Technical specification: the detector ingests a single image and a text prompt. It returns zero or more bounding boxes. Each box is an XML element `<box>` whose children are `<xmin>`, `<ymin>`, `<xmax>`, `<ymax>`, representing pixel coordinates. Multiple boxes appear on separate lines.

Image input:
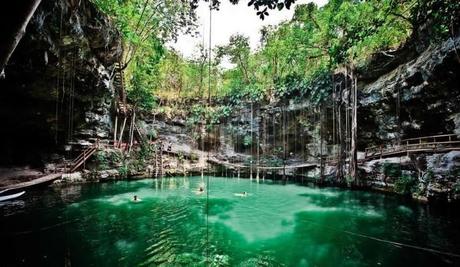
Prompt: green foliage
<box><xmin>190</xmin><ymin>153</ymin><xmax>199</xmax><ymax>162</ymax></box>
<box><xmin>95</xmin><ymin>151</ymin><xmax>110</xmax><ymax>170</ymax></box>
<box><xmin>244</xmin><ymin>156</ymin><xmax>256</xmax><ymax>166</ymax></box>
<box><xmin>118</xmin><ymin>165</ymin><xmax>129</xmax><ymax>177</ymax></box>
<box><xmin>453</xmin><ymin>181</ymin><xmax>460</xmax><ymax>195</ymax></box>
<box><xmin>261</xmin><ymin>155</ymin><xmax>283</xmax><ymax>167</ymax></box>
<box><xmin>207</xmin><ymin>0</ymin><xmax>416</xmax><ymax>106</ymax></box>
<box><xmin>147</xmin><ymin>128</ymin><xmax>158</xmax><ymax>140</ymax></box>
<box><xmin>138</xmin><ymin>142</ymin><xmax>154</xmax><ymax>162</ymax></box>
<box><xmin>394</xmin><ymin>175</ymin><xmax>417</xmax><ymax>195</ymax></box>
<box><xmin>93</xmin><ymin>0</ymin><xmax>196</xmax><ymax>45</ymax></box>
<box><xmin>243</xmin><ymin>135</ymin><xmax>252</xmax><ymax>147</ymax></box>
<box><xmin>217</xmin><ymin>34</ymin><xmax>252</xmax><ymax>84</ymax></box>
<box><xmin>92</xmin><ymin>0</ymin><xmax>197</xmax><ymax>111</ymax></box>
<box><xmin>177</xmin><ymin>152</ymin><xmax>185</xmax><ymax>163</ymax></box>
<box><xmin>345</xmin><ymin>175</ymin><xmax>355</xmax><ymax>184</ymax></box>
<box><xmin>110</xmin><ymin>150</ymin><xmax>124</xmax><ymax>164</ymax></box>
<box><xmin>274</xmin><ymin>70</ymin><xmax>331</xmax><ymax>104</ymax></box>
<box><xmin>402</xmin><ymin>0</ymin><xmax>460</xmax><ymax>42</ymax></box>
<box><xmin>273</xmin><ymin>146</ymin><xmax>283</xmax><ymax>154</ymax></box>
<box><xmin>186</xmin><ymin>104</ymin><xmax>232</xmax><ymax>127</ymax></box>
<box><xmin>382</xmin><ymin>163</ymin><xmax>402</xmax><ymax>178</ymax></box>
<box><xmin>424</xmin><ymin>169</ymin><xmax>435</xmax><ymax>182</ymax></box>
<box><xmin>93</xmin><ymin>0</ymin><xmax>458</xmax><ymax>119</ymax></box>
<box><xmin>127</xmin><ymin>39</ymin><xmax>164</xmax><ymax>110</ymax></box>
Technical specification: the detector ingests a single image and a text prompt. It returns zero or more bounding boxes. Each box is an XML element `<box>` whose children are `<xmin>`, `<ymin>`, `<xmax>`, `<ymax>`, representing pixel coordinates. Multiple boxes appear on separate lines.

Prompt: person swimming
<box><xmin>234</xmin><ymin>192</ymin><xmax>248</xmax><ymax>197</ymax></box>
<box><xmin>195</xmin><ymin>186</ymin><xmax>205</xmax><ymax>195</ymax></box>
<box><xmin>133</xmin><ymin>195</ymin><xmax>142</xmax><ymax>202</ymax></box>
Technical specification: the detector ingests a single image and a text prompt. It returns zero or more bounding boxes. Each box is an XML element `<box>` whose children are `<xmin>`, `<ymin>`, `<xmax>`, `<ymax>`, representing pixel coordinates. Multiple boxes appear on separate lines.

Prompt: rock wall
<box><xmin>0</xmin><ymin>0</ymin><xmax>122</xmax><ymax>166</ymax></box>
<box><xmin>355</xmin><ymin>35</ymin><xmax>460</xmax><ymax>201</ymax></box>
<box><xmin>359</xmin><ymin>35</ymin><xmax>460</xmax><ymax>147</ymax></box>
<box><xmin>5</xmin><ymin>0</ymin><xmax>456</xmax><ymax>200</ymax></box>
<box><xmin>146</xmin><ymin>34</ymin><xmax>460</xmax><ymax>199</ymax></box>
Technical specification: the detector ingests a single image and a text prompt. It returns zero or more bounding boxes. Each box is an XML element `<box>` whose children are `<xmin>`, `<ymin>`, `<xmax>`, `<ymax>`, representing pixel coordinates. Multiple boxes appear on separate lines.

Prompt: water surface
<box><xmin>1</xmin><ymin>177</ymin><xmax>459</xmax><ymax>266</ymax></box>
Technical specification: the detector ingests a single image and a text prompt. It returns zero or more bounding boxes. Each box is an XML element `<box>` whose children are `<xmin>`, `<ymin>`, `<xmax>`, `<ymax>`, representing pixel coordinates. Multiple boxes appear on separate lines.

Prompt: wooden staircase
<box><xmin>113</xmin><ymin>61</ymin><xmax>130</xmax><ymax>149</ymax></box>
<box><xmin>70</xmin><ymin>143</ymin><xmax>98</xmax><ymax>172</ymax></box>
<box><xmin>114</xmin><ymin>62</ymin><xmax>127</xmax><ymax>113</ymax></box>
<box><xmin>154</xmin><ymin>143</ymin><xmax>163</xmax><ymax>178</ymax></box>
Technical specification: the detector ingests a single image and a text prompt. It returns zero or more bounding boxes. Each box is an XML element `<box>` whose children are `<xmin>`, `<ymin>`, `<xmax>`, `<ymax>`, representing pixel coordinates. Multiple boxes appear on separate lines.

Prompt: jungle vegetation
<box><xmin>91</xmin><ymin>0</ymin><xmax>459</xmax><ymax>111</ymax></box>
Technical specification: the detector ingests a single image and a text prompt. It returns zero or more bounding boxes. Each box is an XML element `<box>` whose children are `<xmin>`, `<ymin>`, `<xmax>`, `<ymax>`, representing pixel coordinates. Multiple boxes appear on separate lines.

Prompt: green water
<box><xmin>1</xmin><ymin>177</ymin><xmax>460</xmax><ymax>266</ymax></box>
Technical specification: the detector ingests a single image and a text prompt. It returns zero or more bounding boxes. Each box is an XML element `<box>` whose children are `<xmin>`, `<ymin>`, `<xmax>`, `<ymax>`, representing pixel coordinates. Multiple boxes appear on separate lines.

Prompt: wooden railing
<box><xmin>364</xmin><ymin>134</ymin><xmax>460</xmax><ymax>160</ymax></box>
<box><xmin>114</xmin><ymin>62</ymin><xmax>127</xmax><ymax>113</ymax></box>
<box><xmin>70</xmin><ymin>142</ymin><xmax>99</xmax><ymax>172</ymax></box>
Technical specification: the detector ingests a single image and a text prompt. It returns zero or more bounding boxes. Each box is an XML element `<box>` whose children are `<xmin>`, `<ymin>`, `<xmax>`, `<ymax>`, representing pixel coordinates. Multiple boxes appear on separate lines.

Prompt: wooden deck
<box><xmin>0</xmin><ymin>173</ymin><xmax>62</xmax><ymax>191</ymax></box>
<box><xmin>364</xmin><ymin>134</ymin><xmax>460</xmax><ymax>160</ymax></box>
<box><xmin>159</xmin><ymin>143</ymin><xmax>319</xmax><ymax>171</ymax></box>
<box><xmin>207</xmin><ymin>157</ymin><xmax>317</xmax><ymax>170</ymax></box>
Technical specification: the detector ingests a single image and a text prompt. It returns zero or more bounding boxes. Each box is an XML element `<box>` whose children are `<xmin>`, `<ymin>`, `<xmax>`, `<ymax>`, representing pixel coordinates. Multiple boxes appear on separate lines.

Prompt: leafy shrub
<box><xmin>190</xmin><ymin>153</ymin><xmax>199</xmax><ymax>162</ymax></box>
<box><xmin>95</xmin><ymin>151</ymin><xmax>109</xmax><ymax>170</ymax></box>
<box><xmin>453</xmin><ymin>181</ymin><xmax>460</xmax><ymax>194</ymax></box>
<box><xmin>147</xmin><ymin>128</ymin><xmax>157</xmax><ymax>140</ymax></box>
<box><xmin>118</xmin><ymin>165</ymin><xmax>129</xmax><ymax>177</ymax></box>
<box><xmin>394</xmin><ymin>175</ymin><xmax>417</xmax><ymax>195</ymax></box>
<box><xmin>382</xmin><ymin>163</ymin><xmax>401</xmax><ymax>178</ymax></box>
<box><xmin>186</xmin><ymin>104</ymin><xmax>233</xmax><ymax>127</ymax></box>
<box><xmin>243</xmin><ymin>135</ymin><xmax>253</xmax><ymax>147</ymax></box>
<box><xmin>261</xmin><ymin>156</ymin><xmax>283</xmax><ymax>167</ymax></box>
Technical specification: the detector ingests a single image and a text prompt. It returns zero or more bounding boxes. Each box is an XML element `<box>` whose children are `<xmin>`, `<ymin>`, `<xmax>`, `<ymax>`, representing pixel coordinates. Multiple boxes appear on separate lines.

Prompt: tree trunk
<box><xmin>118</xmin><ymin>117</ymin><xmax>127</xmax><ymax>148</ymax></box>
<box><xmin>128</xmin><ymin>111</ymin><xmax>136</xmax><ymax>152</ymax></box>
<box><xmin>0</xmin><ymin>0</ymin><xmax>42</xmax><ymax>78</ymax></box>
<box><xmin>237</xmin><ymin>55</ymin><xmax>250</xmax><ymax>85</ymax></box>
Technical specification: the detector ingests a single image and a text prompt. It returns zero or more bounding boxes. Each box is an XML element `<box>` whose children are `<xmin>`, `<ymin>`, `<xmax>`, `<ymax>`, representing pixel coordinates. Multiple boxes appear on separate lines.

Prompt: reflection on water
<box><xmin>1</xmin><ymin>177</ymin><xmax>460</xmax><ymax>266</ymax></box>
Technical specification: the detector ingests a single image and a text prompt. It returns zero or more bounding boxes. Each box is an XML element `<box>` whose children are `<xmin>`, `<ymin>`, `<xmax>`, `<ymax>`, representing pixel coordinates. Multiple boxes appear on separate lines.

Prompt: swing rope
<box><xmin>55</xmin><ymin>8</ymin><xmax>64</xmax><ymax>145</ymax></box>
<box><xmin>205</xmin><ymin>2</ymin><xmax>212</xmax><ymax>263</ymax></box>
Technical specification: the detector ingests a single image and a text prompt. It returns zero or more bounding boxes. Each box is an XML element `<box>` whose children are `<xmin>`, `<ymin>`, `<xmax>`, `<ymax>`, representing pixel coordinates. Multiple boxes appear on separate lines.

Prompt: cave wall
<box><xmin>358</xmin><ymin>35</ymin><xmax>460</xmax><ymax>148</ymax></box>
<box><xmin>146</xmin><ymin>34</ymin><xmax>460</xmax><ymax>183</ymax></box>
<box><xmin>0</xmin><ymin>0</ymin><xmax>121</xmax><ymax>166</ymax></box>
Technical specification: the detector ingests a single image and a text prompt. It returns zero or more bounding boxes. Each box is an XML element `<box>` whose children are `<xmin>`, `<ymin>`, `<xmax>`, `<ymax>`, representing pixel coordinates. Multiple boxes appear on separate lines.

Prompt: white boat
<box><xmin>0</xmin><ymin>191</ymin><xmax>25</xmax><ymax>202</ymax></box>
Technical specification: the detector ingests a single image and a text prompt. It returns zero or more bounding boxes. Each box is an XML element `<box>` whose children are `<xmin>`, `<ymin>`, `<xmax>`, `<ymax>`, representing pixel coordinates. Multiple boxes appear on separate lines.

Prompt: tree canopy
<box><xmin>92</xmin><ymin>0</ymin><xmax>459</xmax><ymax>111</ymax></box>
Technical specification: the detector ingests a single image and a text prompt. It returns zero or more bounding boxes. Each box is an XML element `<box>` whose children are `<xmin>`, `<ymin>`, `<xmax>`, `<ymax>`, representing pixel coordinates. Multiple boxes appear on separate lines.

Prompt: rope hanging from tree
<box><xmin>205</xmin><ymin>2</ymin><xmax>213</xmax><ymax>263</ymax></box>
<box><xmin>55</xmin><ymin>8</ymin><xmax>64</xmax><ymax>145</ymax></box>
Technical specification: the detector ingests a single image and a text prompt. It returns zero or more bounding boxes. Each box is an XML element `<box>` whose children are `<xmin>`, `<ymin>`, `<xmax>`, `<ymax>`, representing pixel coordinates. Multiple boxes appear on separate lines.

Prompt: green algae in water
<box><xmin>1</xmin><ymin>177</ymin><xmax>460</xmax><ymax>266</ymax></box>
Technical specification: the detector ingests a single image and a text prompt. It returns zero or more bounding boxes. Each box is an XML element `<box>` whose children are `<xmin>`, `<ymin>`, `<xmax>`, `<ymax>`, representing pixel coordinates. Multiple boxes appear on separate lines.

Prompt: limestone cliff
<box><xmin>0</xmin><ymin>0</ymin><xmax>122</xmax><ymax>166</ymax></box>
<box><xmin>146</xmin><ymin>34</ymin><xmax>460</xmax><ymax>200</ymax></box>
<box><xmin>359</xmin><ymin>35</ymin><xmax>460</xmax><ymax>146</ymax></box>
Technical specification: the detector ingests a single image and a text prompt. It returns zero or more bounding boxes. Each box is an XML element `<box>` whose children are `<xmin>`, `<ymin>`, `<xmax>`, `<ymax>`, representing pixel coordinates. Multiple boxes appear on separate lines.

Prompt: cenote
<box><xmin>2</xmin><ymin>0</ymin><xmax>460</xmax><ymax>266</ymax></box>
<box><xmin>1</xmin><ymin>177</ymin><xmax>460</xmax><ymax>266</ymax></box>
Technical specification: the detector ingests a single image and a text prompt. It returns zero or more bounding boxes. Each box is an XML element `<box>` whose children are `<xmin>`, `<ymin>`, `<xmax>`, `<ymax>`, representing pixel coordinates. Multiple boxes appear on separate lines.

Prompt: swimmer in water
<box><xmin>234</xmin><ymin>191</ymin><xmax>248</xmax><ymax>197</ymax></box>
<box><xmin>195</xmin><ymin>186</ymin><xmax>204</xmax><ymax>195</ymax></box>
<box><xmin>133</xmin><ymin>195</ymin><xmax>141</xmax><ymax>202</ymax></box>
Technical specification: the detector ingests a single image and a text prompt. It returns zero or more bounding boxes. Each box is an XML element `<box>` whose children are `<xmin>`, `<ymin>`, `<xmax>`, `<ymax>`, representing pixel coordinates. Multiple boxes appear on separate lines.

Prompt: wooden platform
<box><xmin>207</xmin><ymin>157</ymin><xmax>318</xmax><ymax>170</ymax></box>
<box><xmin>0</xmin><ymin>173</ymin><xmax>62</xmax><ymax>191</ymax></box>
<box><xmin>364</xmin><ymin>134</ymin><xmax>460</xmax><ymax>161</ymax></box>
<box><xmin>159</xmin><ymin>142</ymin><xmax>320</xmax><ymax>170</ymax></box>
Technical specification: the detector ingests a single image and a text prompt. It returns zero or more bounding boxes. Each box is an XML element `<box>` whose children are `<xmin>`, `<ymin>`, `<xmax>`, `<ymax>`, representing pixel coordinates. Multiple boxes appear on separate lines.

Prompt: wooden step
<box><xmin>70</xmin><ymin>145</ymin><xmax>98</xmax><ymax>172</ymax></box>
